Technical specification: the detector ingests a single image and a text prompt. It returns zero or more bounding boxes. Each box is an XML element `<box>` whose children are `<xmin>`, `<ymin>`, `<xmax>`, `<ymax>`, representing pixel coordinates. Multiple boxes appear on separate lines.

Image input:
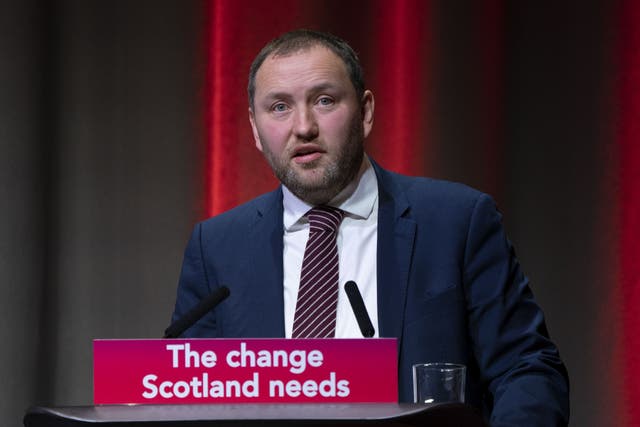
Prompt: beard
<box><xmin>260</xmin><ymin>117</ymin><xmax>365</xmax><ymax>206</ymax></box>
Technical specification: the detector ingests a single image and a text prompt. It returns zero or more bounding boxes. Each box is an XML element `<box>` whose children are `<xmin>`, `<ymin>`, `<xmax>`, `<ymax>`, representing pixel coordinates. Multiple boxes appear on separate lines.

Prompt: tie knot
<box><xmin>307</xmin><ymin>206</ymin><xmax>343</xmax><ymax>232</ymax></box>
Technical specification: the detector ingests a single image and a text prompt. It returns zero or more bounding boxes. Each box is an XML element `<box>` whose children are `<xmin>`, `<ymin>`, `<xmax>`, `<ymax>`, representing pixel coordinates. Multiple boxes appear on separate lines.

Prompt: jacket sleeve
<box><xmin>463</xmin><ymin>194</ymin><xmax>570</xmax><ymax>426</ymax></box>
<box><xmin>170</xmin><ymin>222</ymin><xmax>220</xmax><ymax>338</ymax></box>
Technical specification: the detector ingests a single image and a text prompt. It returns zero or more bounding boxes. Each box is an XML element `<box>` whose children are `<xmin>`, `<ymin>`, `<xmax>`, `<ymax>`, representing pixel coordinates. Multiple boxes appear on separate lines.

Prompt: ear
<box><xmin>361</xmin><ymin>90</ymin><xmax>375</xmax><ymax>138</ymax></box>
<box><xmin>248</xmin><ymin>108</ymin><xmax>263</xmax><ymax>152</ymax></box>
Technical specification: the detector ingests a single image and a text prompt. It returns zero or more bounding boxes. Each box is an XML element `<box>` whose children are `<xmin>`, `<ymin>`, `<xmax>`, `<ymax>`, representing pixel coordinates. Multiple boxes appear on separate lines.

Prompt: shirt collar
<box><xmin>282</xmin><ymin>155</ymin><xmax>378</xmax><ymax>231</ymax></box>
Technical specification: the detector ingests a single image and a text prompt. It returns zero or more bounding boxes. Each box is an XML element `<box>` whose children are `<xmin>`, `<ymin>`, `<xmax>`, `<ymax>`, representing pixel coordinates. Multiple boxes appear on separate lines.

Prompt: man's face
<box><xmin>249</xmin><ymin>45</ymin><xmax>374</xmax><ymax>205</ymax></box>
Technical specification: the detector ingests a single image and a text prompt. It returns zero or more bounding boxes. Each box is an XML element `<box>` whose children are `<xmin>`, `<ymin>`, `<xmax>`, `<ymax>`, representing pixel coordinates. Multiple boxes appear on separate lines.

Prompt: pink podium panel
<box><xmin>94</xmin><ymin>338</ymin><xmax>397</xmax><ymax>405</ymax></box>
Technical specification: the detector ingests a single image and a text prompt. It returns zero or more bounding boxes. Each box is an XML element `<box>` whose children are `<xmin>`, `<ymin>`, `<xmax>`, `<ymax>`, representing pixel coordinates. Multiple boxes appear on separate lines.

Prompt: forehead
<box><xmin>253</xmin><ymin>46</ymin><xmax>352</xmax><ymax>98</ymax></box>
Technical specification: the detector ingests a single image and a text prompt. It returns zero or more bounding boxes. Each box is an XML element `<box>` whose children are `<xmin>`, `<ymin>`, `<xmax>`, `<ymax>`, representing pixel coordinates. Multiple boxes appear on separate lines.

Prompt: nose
<box><xmin>292</xmin><ymin>106</ymin><xmax>319</xmax><ymax>141</ymax></box>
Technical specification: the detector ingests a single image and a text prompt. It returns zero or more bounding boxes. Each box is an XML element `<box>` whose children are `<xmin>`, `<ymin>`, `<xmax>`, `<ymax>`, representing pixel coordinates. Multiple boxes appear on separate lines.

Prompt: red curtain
<box><xmin>205</xmin><ymin>0</ymin><xmax>306</xmax><ymax>215</ymax></box>
<box><xmin>203</xmin><ymin>0</ymin><xmax>510</xmax><ymax>215</ymax></box>
<box><xmin>618</xmin><ymin>0</ymin><xmax>640</xmax><ymax>424</ymax></box>
<box><xmin>367</xmin><ymin>0</ymin><xmax>433</xmax><ymax>176</ymax></box>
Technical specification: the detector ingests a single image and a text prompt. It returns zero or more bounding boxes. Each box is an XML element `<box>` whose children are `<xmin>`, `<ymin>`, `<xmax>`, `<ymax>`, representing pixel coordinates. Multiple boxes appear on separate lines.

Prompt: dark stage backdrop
<box><xmin>1</xmin><ymin>1</ymin><xmax>638</xmax><ymax>426</ymax></box>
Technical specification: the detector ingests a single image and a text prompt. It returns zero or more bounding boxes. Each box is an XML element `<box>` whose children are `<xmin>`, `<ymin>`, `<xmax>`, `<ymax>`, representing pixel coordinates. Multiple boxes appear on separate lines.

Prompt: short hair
<box><xmin>248</xmin><ymin>29</ymin><xmax>365</xmax><ymax>109</ymax></box>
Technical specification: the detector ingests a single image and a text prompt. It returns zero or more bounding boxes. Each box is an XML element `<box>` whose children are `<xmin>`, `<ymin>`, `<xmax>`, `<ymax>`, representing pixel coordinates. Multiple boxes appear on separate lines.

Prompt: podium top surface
<box><xmin>25</xmin><ymin>403</ymin><xmax>487</xmax><ymax>426</ymax></box>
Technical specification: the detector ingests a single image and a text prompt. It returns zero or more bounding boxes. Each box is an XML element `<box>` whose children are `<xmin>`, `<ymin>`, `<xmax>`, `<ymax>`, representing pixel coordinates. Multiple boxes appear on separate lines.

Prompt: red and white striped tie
<box><xmin>292</xmin><ymin>206</ymin><xmax>344</xmax><ymax>338</ymax></box>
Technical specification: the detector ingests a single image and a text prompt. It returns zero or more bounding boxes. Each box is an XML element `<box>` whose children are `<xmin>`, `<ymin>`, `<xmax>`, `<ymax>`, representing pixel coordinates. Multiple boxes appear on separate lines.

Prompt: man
<box><xmin>172</xmin><ymin>29</ymin><xmax>569</xmax><ymax>425</ymax></box>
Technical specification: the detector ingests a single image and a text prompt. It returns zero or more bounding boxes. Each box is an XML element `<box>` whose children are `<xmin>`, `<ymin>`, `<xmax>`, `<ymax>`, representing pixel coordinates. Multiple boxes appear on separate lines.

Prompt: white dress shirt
<box><xmin>282</xmin><ymin>156</ymin><xmax>379</xmax><ymax>338</ymax></box>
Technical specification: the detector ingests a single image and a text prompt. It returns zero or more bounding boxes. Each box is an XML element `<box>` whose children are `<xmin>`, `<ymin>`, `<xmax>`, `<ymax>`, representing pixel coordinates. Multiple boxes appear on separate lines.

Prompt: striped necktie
<box><xmin>292</xmin><ymin>206</ymin><xmax>344</xmax><ymax>338</ymax></box>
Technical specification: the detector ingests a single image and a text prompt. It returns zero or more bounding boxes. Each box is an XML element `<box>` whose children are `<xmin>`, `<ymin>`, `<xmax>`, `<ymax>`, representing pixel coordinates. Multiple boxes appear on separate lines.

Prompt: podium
<box><xmin>24</xmin><ymin>403</ymin><xmax>487</xmax><ymax>426</ymax></box>
<box><xmin>28</xmin><ymin>339</ymin><xmax>487</xmax><ymax>426</ymax></box>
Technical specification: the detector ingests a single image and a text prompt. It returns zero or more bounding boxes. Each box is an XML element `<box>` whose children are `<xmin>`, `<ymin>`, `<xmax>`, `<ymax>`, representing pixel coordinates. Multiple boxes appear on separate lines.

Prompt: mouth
<box><xmin>292</xmin><ymin>145</ymin><xmax>324</xmax><ymax>164</ymax></box>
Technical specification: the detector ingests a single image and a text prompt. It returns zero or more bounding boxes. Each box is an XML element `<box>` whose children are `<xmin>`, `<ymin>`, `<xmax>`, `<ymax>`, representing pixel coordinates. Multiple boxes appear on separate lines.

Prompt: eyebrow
<box><xmin>261</xmin><ymin>82</ymin><xmax>343</xmax><ymax>103</ymax></box>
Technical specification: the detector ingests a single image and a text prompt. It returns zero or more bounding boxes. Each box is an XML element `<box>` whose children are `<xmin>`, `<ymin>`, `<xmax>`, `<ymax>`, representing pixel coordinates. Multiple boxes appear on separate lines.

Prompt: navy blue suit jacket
<box><xmin>172</xmin><ymin>161</ymin><xmax>569</xmax><ymax>426</ymax></box>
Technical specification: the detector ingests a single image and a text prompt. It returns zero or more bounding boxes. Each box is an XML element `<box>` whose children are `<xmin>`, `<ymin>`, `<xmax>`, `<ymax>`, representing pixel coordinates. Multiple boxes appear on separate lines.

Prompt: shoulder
<box><xmin>197</xmin><ymin>187</ymin><xmax>283</xmax><ymax>234</ymax></box>
<box><xmin>391</xmin><ymin>171</ymin><xmax>483</xmax><ymax>201</ymax></box>
<box><xmin>373</xmin><ymin>161</ymin><xmax>494</xmax><ymax>217</ymax></box>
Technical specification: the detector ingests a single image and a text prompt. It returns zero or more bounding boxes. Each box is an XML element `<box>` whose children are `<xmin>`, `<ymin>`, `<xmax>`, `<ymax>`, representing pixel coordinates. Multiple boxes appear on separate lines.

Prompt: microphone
<box><xmin>344</xmin><ymin>280</ymin><xmax>375</xmax><ymax>338</ymax></box>
<box><xmin>163</xmin><ymin>286</ymin><xmax>230</xmax><ymax>338</ymax></box>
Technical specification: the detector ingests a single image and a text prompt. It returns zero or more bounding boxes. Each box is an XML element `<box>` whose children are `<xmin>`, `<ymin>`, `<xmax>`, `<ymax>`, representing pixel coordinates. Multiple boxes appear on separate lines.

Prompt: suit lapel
<box><xmin>373</xmin><ymin>163</ymin><xmax>416</xmax><ymax>343</ymax></box>
<box><xmin>245</xmin><ymin>187</ymin><xmax>286</xmax><ymax>337</ymax></box>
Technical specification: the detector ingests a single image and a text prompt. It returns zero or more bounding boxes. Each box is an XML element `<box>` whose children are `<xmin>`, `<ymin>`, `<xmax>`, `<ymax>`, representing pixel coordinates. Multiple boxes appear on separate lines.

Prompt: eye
<box><xmin>317</xmin><ymin>96</ymin><xmax>334</xmax><ymax>107</ymax></box>
<box><xmin>271</xmin><ymin>102</ymin><xmax>289</xmax><ymax>113</ymax></box>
